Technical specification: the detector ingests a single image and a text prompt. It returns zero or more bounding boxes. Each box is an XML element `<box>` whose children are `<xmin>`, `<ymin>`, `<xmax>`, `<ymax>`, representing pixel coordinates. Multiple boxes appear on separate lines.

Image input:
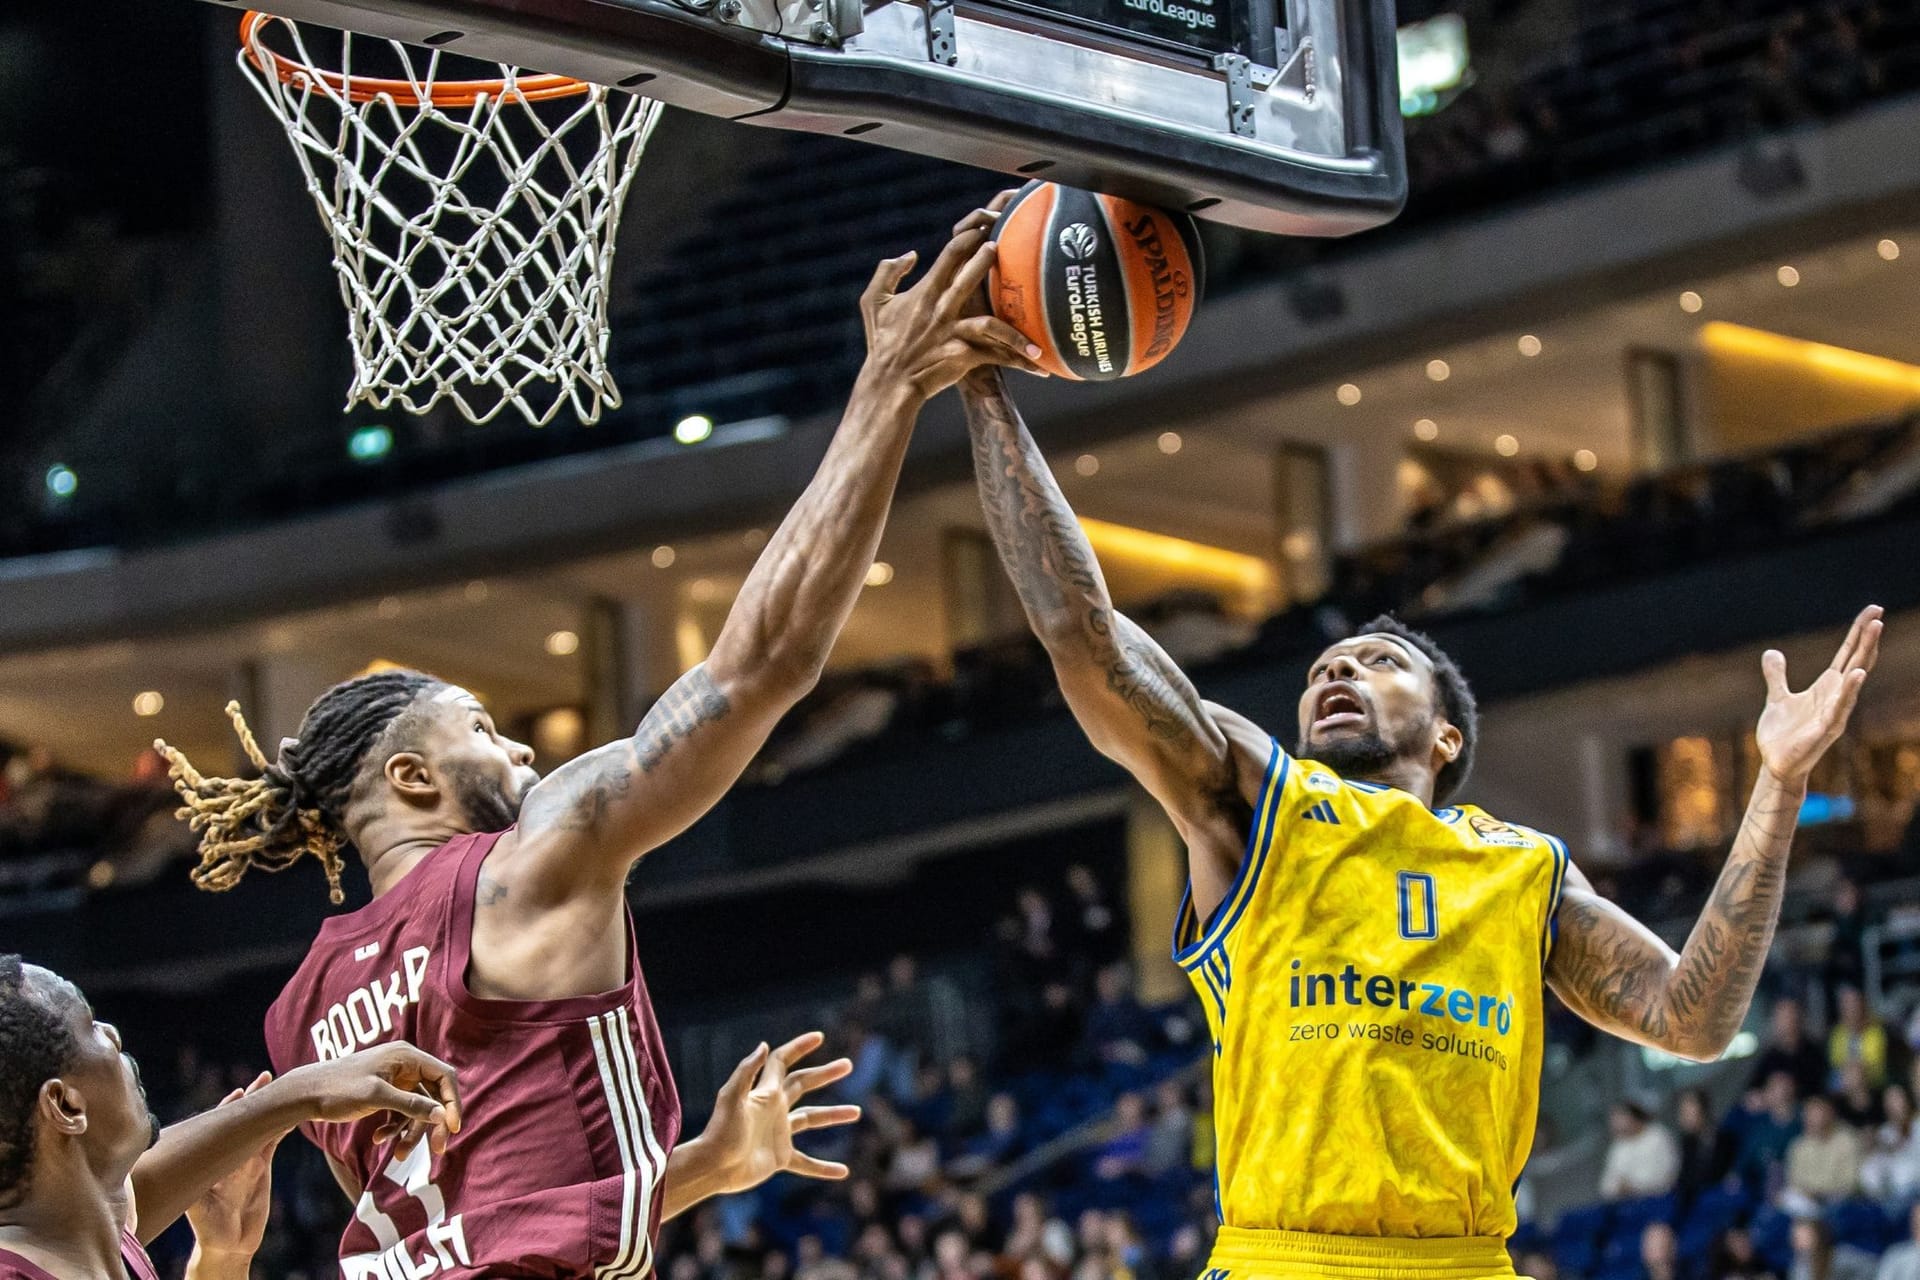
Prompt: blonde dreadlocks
<box><xmin>156</xmin><ymin>669</ymin><xmax>445</xmax><ymax>906</ymax></box>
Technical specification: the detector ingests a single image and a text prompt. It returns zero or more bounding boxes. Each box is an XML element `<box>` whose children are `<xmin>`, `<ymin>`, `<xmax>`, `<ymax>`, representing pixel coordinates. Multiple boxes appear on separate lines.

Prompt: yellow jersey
<box><xmin>1176</xmin><ymin>738</ymin><xmax>1568</xmax><ymax>1253</ymax></box>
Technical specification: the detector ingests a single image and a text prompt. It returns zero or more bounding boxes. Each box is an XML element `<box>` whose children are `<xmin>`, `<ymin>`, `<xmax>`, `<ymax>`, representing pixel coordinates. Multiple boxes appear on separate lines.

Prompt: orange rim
<box><xmin>240</xmin><ymin>11</ymin><xmax>593</xmax><ymax>107</ymax></box>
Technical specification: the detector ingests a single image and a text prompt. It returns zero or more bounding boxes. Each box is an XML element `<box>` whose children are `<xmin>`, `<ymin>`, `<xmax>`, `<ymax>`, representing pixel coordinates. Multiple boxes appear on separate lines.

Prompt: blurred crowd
<box><xmin>1520</xmin><ymin>871</ymin><xmax>1920</xmax><ymax>1280</ymax></box>
<box><xmin>4</xmin><ymin>412</ymin><xmax>1917</xmax><ymax>908</ymax></box>
<box><xmin>0</xmin><ymin>739</ymin><xmax>187</xmax><ymax>892</ymax></box>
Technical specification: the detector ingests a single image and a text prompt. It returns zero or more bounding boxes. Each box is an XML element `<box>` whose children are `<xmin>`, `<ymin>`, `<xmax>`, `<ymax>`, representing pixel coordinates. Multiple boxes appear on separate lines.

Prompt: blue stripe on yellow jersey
<box><xmin>1175</xmin><ymin>738</ymin><xmax>1564</xmax><ymax>1270</ymax></box>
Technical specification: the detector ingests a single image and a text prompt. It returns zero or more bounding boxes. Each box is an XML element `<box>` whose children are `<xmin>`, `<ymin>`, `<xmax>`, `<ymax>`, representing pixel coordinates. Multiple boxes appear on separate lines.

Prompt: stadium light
<box><xmin>674</xmin><ymin>414</ymin><xmax>715</xmax><ymax>445</ymax></box>
<box><xmin>348</xmin><ymin>425</ymin><xmax>394</xmax><ymax>462</ymax></box>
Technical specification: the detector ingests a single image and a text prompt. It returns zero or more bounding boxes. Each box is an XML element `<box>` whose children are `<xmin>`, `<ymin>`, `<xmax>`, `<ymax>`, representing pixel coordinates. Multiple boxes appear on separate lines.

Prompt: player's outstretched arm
<box><xmin>959</xmin><ymin>367</ymin><xmax>1262</xmax><ymax>911</ymax></box>
<box><xmin>180</xmin><ymin>1074</ymin><xmax>277</xmax><ymax>1280</ymax></box>
<box><xmin>128</xmin><ymin>1044</ymin><xmax>461</xmax><ymax>1244</ymax></box>
<box><xmin>510</xmin><ymin>201</ymin><xmax>1045</xmax><ymax>895</ymax></box>
<box><xmin>661</xmin><ymin>1031</ymin><xmax>862</xmax><ymax>1219</ymax></box>
<box><xmin>1548</xmin><ymin>605</ymin><xmax>1883</xmax><ymax>1061</ymax></box>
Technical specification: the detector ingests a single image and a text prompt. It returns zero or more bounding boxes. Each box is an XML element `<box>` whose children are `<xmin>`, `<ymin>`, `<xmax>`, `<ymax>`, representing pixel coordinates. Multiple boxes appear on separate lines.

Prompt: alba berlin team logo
<box><xmin>1468</xmin><ymin>813</ymin><xmax>1532</xmax><ymax>848</ymax></box>
<box><xmin>1057</xmin><ymin>223</ymin><xmax>1099</xmax><ymax>261</ymax></box>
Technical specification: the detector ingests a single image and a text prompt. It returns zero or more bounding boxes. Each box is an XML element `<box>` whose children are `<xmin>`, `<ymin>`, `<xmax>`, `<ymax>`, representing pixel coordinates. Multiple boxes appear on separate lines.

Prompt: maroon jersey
<box><xmin>0</xmin><ymin>1230</ymin><xmax>158</xmax><ymax>1280</ymax></box>
<box><xmin>264</xmin><ymin>831</ymin><xmax>681</xmax><ymax>1280</ymax></box>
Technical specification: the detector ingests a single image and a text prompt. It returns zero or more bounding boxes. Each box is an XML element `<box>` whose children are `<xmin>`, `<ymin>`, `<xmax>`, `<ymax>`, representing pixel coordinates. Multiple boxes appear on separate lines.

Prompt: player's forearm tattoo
<box><xmin>1550</xmin><ymin>777</ymin><xmax>1797</xmax><ymax>1056</ymax></box>
<box><xmin>522</xmin><ymin>667</ymin><xmax>731</xmax><ymax>837</ymax></box>
<box><xmin>634</xmin><ymin>666</ymin><xmax>732</xmax><ymax>772</ymax></box>
<box><xmin>962</xmin><ymin>375</ymin><xmax>1200</xmax><ymax>744</ymax></box>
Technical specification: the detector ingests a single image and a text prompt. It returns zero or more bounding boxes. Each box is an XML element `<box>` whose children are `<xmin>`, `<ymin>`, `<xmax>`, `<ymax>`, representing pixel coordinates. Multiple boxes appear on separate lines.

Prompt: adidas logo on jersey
<box><xmin>1302</xmin><ymin>800</ymin><xmax>1340</xmax><ymax>824</ymax></box>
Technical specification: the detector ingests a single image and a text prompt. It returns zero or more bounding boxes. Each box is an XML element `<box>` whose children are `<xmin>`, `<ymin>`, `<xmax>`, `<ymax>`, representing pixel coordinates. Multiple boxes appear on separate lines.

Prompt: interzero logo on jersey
<box><xmin>1288</xmin><ymin>958</ymin><xmax>1516</xmax><ymax>1035</ymax></box>
<box><xmin>1123</xmin><ymin>214</ymin><xmax>1192</xmax><ymax>361</ymax></box>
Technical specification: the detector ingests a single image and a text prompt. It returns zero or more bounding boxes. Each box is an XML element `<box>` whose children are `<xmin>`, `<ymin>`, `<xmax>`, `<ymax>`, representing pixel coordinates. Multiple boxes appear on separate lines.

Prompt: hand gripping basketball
<box><xmin>988</xmin><ymin>180</ymin><xmax>1203</xmax><ymax>380</ymax></box>
<box><xmin>859</xmin><ymin>199</ymin><xmax>1051</xmax><ymax>401</ymax></box>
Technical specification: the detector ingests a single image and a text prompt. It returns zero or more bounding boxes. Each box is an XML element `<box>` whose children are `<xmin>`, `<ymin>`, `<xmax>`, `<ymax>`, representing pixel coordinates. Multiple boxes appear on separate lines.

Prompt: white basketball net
<box><xmin>239</xmin><ymin>14</ymin><xmax>663</xmax><ymax>425</ymax></box>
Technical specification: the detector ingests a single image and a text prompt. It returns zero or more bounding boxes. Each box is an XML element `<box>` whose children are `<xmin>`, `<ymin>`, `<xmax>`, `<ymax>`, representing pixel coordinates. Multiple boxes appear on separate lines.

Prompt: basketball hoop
<box><xmin>237</xmin><ymin>12</ymin><xmax>663</xmax><ymax>426</ymax></box>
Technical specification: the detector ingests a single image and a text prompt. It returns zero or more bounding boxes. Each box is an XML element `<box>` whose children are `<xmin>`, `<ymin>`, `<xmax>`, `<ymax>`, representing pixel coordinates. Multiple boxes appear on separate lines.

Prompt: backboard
<box><xmin>200</xmin><ymin>0</ymin><xmax>1405</xmax><ymax>237</ymax></box>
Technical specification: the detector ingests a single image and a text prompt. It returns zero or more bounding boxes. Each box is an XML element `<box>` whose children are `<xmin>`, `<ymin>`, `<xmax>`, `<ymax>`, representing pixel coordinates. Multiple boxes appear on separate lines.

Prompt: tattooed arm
<box><xmin>1549</xmin><ymin>605</ymin><xmax>1882</xmax><ymax>1059</ymax></box>
<box><xmin>961</xmin><ymin>368</ymin><xmax>1266</xmax><ymax>918</ymax></box>
<box><xmin>508</xmin><ymin>204</ymin><xmax>1043</xmax><ymax>896</ymax></box>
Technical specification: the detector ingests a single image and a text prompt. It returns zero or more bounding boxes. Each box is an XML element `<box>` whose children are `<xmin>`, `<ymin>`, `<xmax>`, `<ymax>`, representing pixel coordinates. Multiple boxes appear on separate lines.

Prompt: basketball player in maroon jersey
<box><xmin>0</xmin><ymin>954</ymin><xmax>459</xmax><ymax>1280</ymax></box>
<box><xmin>155</xmin><ymin>204</ymin><xmax>1048</xmax><ymax>1280</ymax></box>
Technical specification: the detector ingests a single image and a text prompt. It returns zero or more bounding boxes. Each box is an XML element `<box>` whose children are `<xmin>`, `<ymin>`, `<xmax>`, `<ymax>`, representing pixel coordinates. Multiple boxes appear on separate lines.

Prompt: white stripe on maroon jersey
<box><xmin>588</xmin><ymin>1011</ymin><xmax>648</xmax><ymax>1280</ymax></box>
<box><xmin>604</xmin><ymin>1007</ymin><xmax>665</xmax><ymax>1279</ymax></box>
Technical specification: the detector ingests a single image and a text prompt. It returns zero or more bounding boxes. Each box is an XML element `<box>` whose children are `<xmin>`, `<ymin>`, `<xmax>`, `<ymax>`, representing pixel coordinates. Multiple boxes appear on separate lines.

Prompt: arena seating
<box><xmin>5</xmin><ymin>0</ymin><xmax>1920</xmax><ymax>556</ymax></box>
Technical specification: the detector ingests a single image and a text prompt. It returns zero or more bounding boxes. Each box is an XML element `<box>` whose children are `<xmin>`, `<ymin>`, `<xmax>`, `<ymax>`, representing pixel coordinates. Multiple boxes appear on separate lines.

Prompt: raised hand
<box><xmin>1757</xmin><ymin>604</ymin><xmax>1883</xmax><ymax>787</ymax></box>
<box><xmin>697</xmin><ymin>1031</ymin><xmax>862</xmax><ymax>1194</ymax></box>
<box><xmin>860</xmin><ymin>192</ymin><xmax>1048</xmax><ymax>400</ymax></box>
<box><xmin>186</xmin><ymin>1074</ymin><xmax>279</xmax><ymax>1267</ymax></box>
<box><xmin>282</xmin><ymin>1042</ymin><xmax>463</xmax><ymax>1159</ymax></box>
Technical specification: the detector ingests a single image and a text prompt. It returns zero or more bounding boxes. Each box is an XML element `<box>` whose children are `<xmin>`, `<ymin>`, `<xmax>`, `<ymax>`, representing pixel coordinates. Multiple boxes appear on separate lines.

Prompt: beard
<box><xmin>130</xmin><ymin>1053</ymin><xmax>160</xmax><ymax>1149</ymax></box>
<box><xmin>444</xmin><ymin>762</ymin><xmax>526</xmax><ymax>833</ymax></box>
<box><xmin>1296</xmin><ymin>710</ymin><xmax>1432</xmax><ymax>783</ymax></box>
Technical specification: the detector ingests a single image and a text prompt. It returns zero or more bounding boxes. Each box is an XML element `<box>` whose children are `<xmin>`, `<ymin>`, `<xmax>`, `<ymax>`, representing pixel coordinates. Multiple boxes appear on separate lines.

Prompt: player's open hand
<box><xmin>859</xmin><ymin>193</ymin><xmax>1049</xmax><ymax>400</ymax></box>
<box><xmin>186</xmin><ymin>1073</ymin><xmax>278</xmax><ymax>1264</ymax></box>
<box><xmin>700</xmin><ymin>1031</ymin><xmax>861</xmax><ymax>1194</ymax></box>
<box><xmin>285</xmin><ymin>1042</ymin><xmax>463</xmax><ymax>1160</ymax></box>
<box><xmin>1756</xmin><ymin>604</ymin><xmax>1883</xmax><ymax>788</ymax></box>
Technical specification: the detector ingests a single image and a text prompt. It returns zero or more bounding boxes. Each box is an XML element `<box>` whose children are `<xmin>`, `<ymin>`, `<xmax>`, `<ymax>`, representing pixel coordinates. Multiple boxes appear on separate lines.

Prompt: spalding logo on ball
<box><xmin>990</xmin><ymin>181</ymin><xmax>1204</xmax><ymax>381</ymax></box>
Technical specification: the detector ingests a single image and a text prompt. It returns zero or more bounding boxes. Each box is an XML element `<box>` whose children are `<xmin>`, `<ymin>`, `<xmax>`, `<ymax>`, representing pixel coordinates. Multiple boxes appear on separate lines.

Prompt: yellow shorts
<box><xmin>1204</xmin><ymin>1226</ymin><xmax>1518</xmax><ymax>1280</ymax></box>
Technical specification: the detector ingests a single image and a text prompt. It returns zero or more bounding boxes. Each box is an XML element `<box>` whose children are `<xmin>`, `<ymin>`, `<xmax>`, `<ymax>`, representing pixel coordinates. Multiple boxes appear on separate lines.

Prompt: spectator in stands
<box><xmin>1016</xmin><ymin>886</ymin><xmax>1058</xmax><ymax>967</ymax></box>
<box><xmin>1059</xmin><ymin>864</ymin><xmax>1125</xmax><ymax>974</ymax></box>
<box><xmin>1091</xmin><ymin>1092</ymin><xmax>1151</xmax><ymax>1182</ymax></box>
<box><xmin>1677</xmin><ymin>1087</ymin><xmax>1736</xmax><ymax>1210</ymax></box>
<box><xmin>1710</xmin><ymin>1227</ymin><xmax>1780</xmax><ymax>1280</ymax></box>
<box><xmin>1804</xmin><ymin>14</ymin><xmax>1876</xmax><ymax>111</ymax></box>
<box><xmin>1860</xmin><ymin>1082</ymin><xmax>1920</xmax><ymax>1206</ymax></box>
<box><xmin>1144</xmin><ymin>1078</ymin><xmax>1196</xmax><ymax>1178</ymax></box>
<box><xmin>1738</xmin><ymin>1072</ymin><xmax>1805</xmax><ymax>1191</ymax></box>
<box><xmin>1642</xmin><ymin>1221</ymin><xmax>1692</xmax><ymax>1280</ymax></box>
<box><xmin>882</xmin><ymin>1115</ymin><xmax>941</xmax><ymax>1196</ymax></box>
<box><xmin>799</xmin><ymin>1234</ymin><xmax>860</xmax><ymax>1280</ymax></box>
<box><xmin>1825</xmin><ymin>880</ymin><xmax>1870</xmax><ymax>1002</ymax></box>
<box><xmin>1097</xmin><ymin>1214</ymin><xmax>1157</xmax><ymax>1280</ymax></box>
<box><xmin>1602</xmin><ymin>1100</ymin><xmax>1682</xmax><ymax>1200</ymax></box>
<box><xmin>946</xmin><ymin>1091</ymin><xmax>1021</xmax><ymax>1180</ymax></box>
<box><xmin>1754</xmin><ymin>998</ymin><xmax>1832</xmax><ymax>1101</ymax></box>
<box><xmin>1830</xmin><ymin>986</ymin><xmax>1892</xmax><ymax>1092</ymax></box>
<box><xmin>1515</xmin><ymin>1251</ymin><xmax>1559</xmax><ymax>1280</ymax></box>
<box><xmin>1836</xmin><ymin>1063</ymin><xmax>1886</xmax><ymax>1130</ymax></box>
<box><xmin>1788</xmin><ymin>1217</ymin><xmax>1876</xmax><ymax>1280</ymax></box>
<box><xmin>875</xmin><ymin>954</ymin><xmax>926</xmax><ymax>1103</ymax></box>
<box><xmin>1001</xmin><ymin>1192</ymin><xmax>1050</xmax><ymax>1261</ymax></box>
<box><xmin>1013</xmin><ymin>981</ymin><xmax>1083</xmax><ymax>1072</ymax></box>
<box><xmin>1085</xmin><ymin>963</ymin><xmax>1155</xmax><ymax>1069</ymax></box>
<box><xmin>1783</xmin><ymin>1095</ymin><xmax>1864</xmax><ymax>1213</ymax></box>
<box><xmin>1875</xmin><ymin>1203</ymin><xmax>1920</xmax><ymax>1280</ymax></box>
<box><xmin>942</xmin><ymin>1055</ymin><xmax>989</xmax><ymax>1142</ymax></box>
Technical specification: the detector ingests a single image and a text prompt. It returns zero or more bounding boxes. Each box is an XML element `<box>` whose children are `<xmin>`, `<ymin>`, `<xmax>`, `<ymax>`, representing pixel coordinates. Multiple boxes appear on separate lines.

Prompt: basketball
<box><xmin>988</xmin><ymin>182</ymin><xmax>1204</xmax><ymax>381</ymax></box>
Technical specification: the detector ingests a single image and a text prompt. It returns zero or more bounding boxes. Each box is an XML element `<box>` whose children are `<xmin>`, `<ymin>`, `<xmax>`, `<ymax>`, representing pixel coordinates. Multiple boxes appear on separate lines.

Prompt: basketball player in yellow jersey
<box><xmin>959</xmin><ymin>368</ymin><xmax>1884</xmax><ymax>1279</ymax></box>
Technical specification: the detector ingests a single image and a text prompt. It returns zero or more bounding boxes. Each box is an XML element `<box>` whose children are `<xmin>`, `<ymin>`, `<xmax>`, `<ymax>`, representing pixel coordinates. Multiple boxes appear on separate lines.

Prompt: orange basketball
<box><xmin>988</xmin><ymin>181</ymin><xmax>1203</xmax><ymax>381</ymax></box>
